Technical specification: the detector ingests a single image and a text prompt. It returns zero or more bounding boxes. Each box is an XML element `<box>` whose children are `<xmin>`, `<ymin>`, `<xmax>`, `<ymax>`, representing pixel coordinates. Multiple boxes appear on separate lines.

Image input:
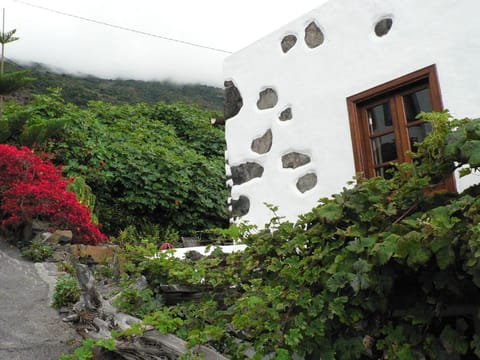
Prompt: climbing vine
<box><xmin>129</xmin><ymin>111</ymin><xmax>480</xmax><ymax>359</ymax></box>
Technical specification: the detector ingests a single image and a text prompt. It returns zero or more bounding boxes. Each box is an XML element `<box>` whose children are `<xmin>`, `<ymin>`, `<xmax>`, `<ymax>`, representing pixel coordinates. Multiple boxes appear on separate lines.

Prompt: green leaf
<box><xmin>471</xmin><ymin>335</ymin><xmax>480</xmax><ymax>358</ymax></box>
<box><xmin>461</xmin><ymin>140</ymin><xmax>480</xmax><ymax>167</ymax></box>
<box><xmin>284</xmin><ymin>328</ymin><xmax>303</xmax><ymax>347</ymax></box>
<box><xmin>326</xmin><ymin>272</ymin><xmax>351</xmax><ymax>292</ymax></box>
<box><xmin>459</xmin><ymin>167</ymin><xmax>472</xmax><ymax>177</ymax></box>
<box><xmin>435</xmin><ymin>246</ymin><xmax>454</xmax><ymax>270</ymax></box>
<box><xmin>396</xmin><ymin>231</ymin><xmax>431</xmax><ymax>267</ymax></box>
<box><xmin>275</xmin><ymin>349</ymin><xmax>291</xmax><ymax>360</ymax></box>
<box><xmin>374</xmin><ymin>233</ymin><xmax>399</xmax><ymax>265</ymax></box>
<box><xmin>349</xmin><ymin>274</ymin><xmax>370</xmax><ymax>293</ymax></box>
<box><xmin>346</xmin><ymin>236</ymin><xmax>376</xmax><ymax>253</ymax></box>
<box><xmin>440</xmin><ymin>325</ymin><xmax>468</xmax><ymax>355</ymax></box>
<box><xmin>315</xmin><ymin>203</ymin><xmax>343</xmax><ymax>223</ymax></box>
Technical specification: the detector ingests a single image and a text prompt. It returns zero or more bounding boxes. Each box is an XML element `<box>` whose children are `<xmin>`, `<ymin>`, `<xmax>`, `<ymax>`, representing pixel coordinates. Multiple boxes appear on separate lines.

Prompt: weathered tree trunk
<box><xmin>75</xmin><ymin>263</ymin><xmax>101</xmax><ymax>311</ymax></box>
<box><xmin>72</xmin><ymin>263</ymin><xmax>228</xmax><ymax>359</ymax></box>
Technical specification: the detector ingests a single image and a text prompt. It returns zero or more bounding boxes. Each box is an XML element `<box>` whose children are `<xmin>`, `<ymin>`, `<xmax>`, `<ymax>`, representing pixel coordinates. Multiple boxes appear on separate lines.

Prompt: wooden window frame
<box><xmin>346</xmin><ymin>64</ymin><xmax>455</xmax><ymax>191</ymax></box>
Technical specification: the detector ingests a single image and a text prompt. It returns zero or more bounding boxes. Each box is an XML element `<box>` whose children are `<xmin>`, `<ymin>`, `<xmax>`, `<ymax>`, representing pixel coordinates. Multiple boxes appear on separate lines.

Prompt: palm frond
<box><xmin>0</xmin><ymin>29</ymin><xmax>19</xmax><ymax>44</ymax></box>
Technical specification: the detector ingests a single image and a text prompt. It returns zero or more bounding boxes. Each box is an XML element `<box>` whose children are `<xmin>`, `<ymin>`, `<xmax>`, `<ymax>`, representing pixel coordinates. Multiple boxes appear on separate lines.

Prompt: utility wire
<box><xmin>12</xmin><ymin>0</ymin><xmax>233</xmax><ymax>54</ymax></box>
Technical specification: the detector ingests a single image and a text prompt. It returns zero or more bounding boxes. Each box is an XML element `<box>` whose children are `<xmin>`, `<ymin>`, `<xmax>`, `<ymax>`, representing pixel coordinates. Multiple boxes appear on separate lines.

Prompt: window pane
<box><xmin>375</xmin><ymin>165</ymin><xmax>395</xmax><ymax>179</ymax></box>
<box><xmin>371</xmin><ymin>133</ymin><xmax>397</xmax><ymax>165</ymax></box>
<box><xmin>367</xmin><ymin>102</ymin><xmax>392</xmax><ymax>133</ymax></box>
<box><xmin>403</xmin><ymin>88</ymin><xmax>432</xmax><ymax>122</ymax></box>
<box><xmin>408</xmin><ymin>122</ymin><xmax>433</xmax><ymax>152</ymax></box>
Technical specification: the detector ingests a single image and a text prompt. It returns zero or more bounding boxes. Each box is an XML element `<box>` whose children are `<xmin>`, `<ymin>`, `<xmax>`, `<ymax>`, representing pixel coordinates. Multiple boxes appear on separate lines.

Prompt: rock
<box><xmin>231</xmin><ymin>196</ymin><xmax>250</xmax><ymax>217</ymax></box>
<box><xmin>257</xmin><ymin>88</ymin><xmax>278</xmax><ymax>110</ymax></box>
<box><xmin>130</xmin><ymin>276</ymin><xmax>148</xmax><ymax>291</ymax></box>
<box><xmin>279</xmin><ymin>107</ymin><xmax>293</xmax><ymax>121</ymax></box>
<box><xmin>51</xmin><ymin>247</ymin><xmax>74</xmax><ymax>263</ymax></box>
<box><xmin>231</xmin><ymin>162</ymin><xmax>264</xmax><ymax>185</ymax></box>
<box><xmin>32</xmin><ymin>231</ymin><xmax>52</xmax><ymax>244</ymax></box>
<box><xmin>47</xmin><ymin>230</ymin><xmax>73</xmax><ymax>245</ymax></box>
<box><xmin>281</xmin><ymin>34</ymin><xmax>297</xmax><ymax>53</ymax></box>
<box><xmin>304</xmin><ymin>21</ymin><xmax>324</xmax><ymax>48</ymax></box>
<box><xmin>185</xmin><ymin>250</ymin><xmax>203</xmax><ymax>261</ymax></box>
<box><xmin>282</xmin><ymin>152</ymin><xmax>311</xmax><ymax>169</ymax></box>
<box><xmin>224</xmin><ymin>80</ymin><xmax>243</xmax><ymax>120</ymax></box>
<box><xmin>69</xmin><ymin>244</ymin><xmax>120</xmax><ymax>265</ymax></box>
<box><xmin>375</xmin><ymin>18</ymin><xmax>393</xmax><ymax>37</ymax></box>
<box><xmin>251</xmin><ymin>129</ymin><xmax>273</xmax><ymax>154</ymax></box>
<box><xmin>62</xmin><ymin>313</ymin><xmax>79</xmax><ymax>323</ymax></box>
<box><xmin>296</xmin><ymin>173</ymin><xmax>318</xmax><ymax>193</ymax></box>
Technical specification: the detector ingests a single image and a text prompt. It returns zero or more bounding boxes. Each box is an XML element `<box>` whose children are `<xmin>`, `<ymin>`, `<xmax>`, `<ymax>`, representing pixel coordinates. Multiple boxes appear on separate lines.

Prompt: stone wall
<box><xmin>224</xmin><ymin>0</ymin><xmax>480</xmax><ymax>227</ymax></box>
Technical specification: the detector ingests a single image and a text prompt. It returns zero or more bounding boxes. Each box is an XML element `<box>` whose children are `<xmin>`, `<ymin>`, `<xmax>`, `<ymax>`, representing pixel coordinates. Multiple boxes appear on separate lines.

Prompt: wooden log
<box><xmin>111</xmin><ymin>331</ymin><xmax>229</xmax><ymax>360</ymax></box>
<box><xmin>75</xmin><ymin>263</ymin><xmax>101</xmax><ymax>310</ymax></box>
<box><xmin>71</xmin><ymin>264</ymin><xmax>229</xmax><ymax>359</ymax></box>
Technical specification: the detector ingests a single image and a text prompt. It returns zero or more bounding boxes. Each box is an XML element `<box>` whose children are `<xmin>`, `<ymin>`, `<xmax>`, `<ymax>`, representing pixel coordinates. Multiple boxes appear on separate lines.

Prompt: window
<box><xmin>346</xmin><ymin>65</ymin><xmax>455</xmax><ymax>191</ymax></box>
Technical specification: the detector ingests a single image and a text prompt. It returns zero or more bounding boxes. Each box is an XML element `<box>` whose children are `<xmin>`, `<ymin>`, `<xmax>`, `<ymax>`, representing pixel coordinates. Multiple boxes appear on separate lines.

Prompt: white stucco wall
<box><xmin>224</xmin><ymin>0</ymin><xmax>480</xmax><ymax>227</ymax></box>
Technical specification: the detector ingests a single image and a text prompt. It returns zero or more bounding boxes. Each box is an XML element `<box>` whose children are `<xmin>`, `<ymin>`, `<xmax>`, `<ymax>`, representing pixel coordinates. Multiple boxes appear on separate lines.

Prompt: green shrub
<box><xmin>60</xmin><ymin>338</ymin><xmax>115</xmax><ymax>360</ymax></box>
<box><xmin>3</xmin><ymin>91</ymin><xmax>229</xmax><ymax>236</ymax></box>
<box><xmin>57</xmin><ymin>261</ymin><xmax>76</xmax><ymax>275</ymax></box>
<box><xmin>53</xmin><ymin>274</ymin><xmax>81</xmax><ymax>308</ymax></box>
<box><xmin>113</xmin><ymin>288</ymin><xmax>163</xmax><ymax>319</ymax></box>
<box><xmin>21</xmin><ymin>240</ymin><xmax>55</xmax><ymax>262</ymax></box>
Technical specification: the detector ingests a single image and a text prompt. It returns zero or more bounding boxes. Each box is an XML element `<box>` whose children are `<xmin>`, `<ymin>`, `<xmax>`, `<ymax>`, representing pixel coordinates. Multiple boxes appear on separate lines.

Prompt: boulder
<box><xmin>31</xmin><ymin>231</ymin><xmax>53</xmax><ymax>244</ymax></box>
<box><xmin>47</xmin><ymin>230</ymin><xmax>73</xmax><ymax>245</ymax></box>
<box><xmin>69</xmin><ymin>244</ymin><xmax>120</xmax><ymax>264</ymax></box>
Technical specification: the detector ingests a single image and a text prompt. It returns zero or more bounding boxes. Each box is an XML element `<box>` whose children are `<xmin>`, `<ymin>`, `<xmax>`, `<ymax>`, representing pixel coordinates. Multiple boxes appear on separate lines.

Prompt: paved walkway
<box><xmin>0</xmin><ymin>238</ymin><xmax>81</xmax><ymax>359</ymax></box>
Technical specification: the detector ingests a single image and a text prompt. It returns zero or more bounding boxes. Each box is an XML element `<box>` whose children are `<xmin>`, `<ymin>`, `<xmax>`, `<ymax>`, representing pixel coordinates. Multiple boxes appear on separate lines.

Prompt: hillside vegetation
<box><xmin>4</xmin><ymin>60</ymin><xmax>224</xmax><ymax>111</ymax></box>
<box><xmin>1</xmin><ymin>88</ymin><xmax>228</xmax><ymax>236</ymax></box>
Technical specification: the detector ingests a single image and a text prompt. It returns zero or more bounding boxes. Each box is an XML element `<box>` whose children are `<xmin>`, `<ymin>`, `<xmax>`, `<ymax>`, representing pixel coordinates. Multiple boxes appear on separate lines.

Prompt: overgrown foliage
<box><xmin>53</xmin><ymin>274</ymin><xmax>81</xmax><ymax>308</ymax></box>
<box><xmin>1</xmin><ymin>89</ymin><xmax>228</xmax><ymax>235</ymax></box>
<box><xmin>0</xmin><ymin>144</ymin><xmax>107</xmax><ymax>245</ymax></box>
<box><xmin>59</xmin><ymin>338</ymin><xmax>115</xmax><ymax>360</ymax></box>
<box><xmin>21</xmin><ymin>240</ymin><xmax>56</xmax><ymax>262</ymax></box>
<box><xmin>124</xmin><ymin>111</ymin><xmax>480</xmax><ymax>359</ymax></box>
<box><xmin>113</xmin><ymin>288</ymin><xmax>163</xmax><ymax>319</ymax></box>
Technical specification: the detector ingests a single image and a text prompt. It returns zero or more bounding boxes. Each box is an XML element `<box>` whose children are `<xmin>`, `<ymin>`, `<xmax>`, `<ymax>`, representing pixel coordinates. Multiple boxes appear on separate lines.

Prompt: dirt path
<box><xmin>0</xmin><ymin>238</ymin><xmax>81</xmax><ymax>359</ymax></box>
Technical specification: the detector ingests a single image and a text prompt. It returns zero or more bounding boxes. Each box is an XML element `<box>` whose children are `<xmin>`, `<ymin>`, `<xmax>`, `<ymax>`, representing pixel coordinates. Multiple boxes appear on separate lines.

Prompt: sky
<box><xmin>2</xmin><ymin>0</ymin><xmax>328</xmax><ymax>86</ymax></box>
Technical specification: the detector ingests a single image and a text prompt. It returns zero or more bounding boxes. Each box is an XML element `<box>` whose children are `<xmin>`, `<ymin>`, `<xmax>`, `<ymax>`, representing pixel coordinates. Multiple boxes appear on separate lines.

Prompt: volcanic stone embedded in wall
<box><xmin>375</xmin><ymin>18</ymin><xmax>393</xmax><ymax>37</ymax></box>
<box><xmin>231</xmin><ymin>195</ymin><xmax>250</xmax><ymax>217</ymax></box>
<box><xmin>281</xmin><ymin>35</ymin><xmax>297</xmax><ymax>53</ymax></box>
<box><xmin>224</xmin><ymin>80</ymin><xmax>243</xmax><ymax>120</ymax></box>
<box><xmin>257</xmin><ymin>88</ymin><xmax>278</xmax><ymax>110</ymax></box>
<box><xmin>282</xmin><ymin>152</ymin><xmax>311</xmax><ymax>169</ymax></box>
<box><xmin>304</xmin><ymin>21</ymin><xmax>324</xmax><ymax>48</ymax></box>
<box><xmin>251</xmin><ymin>129</ymin><xmax>273</xmax><ymax>154</ymax></box>
<box><xmin>296</xmin><ymin>173</ymin><xmax>317</xmax><ymax>193</ymax></box>
<box><xmin>279</xmin><ymin>107</ymin><xmax>292</xmax><ymax>121</ymax></box>
<box><xmin>231</xmin><ymin>162</ymin><xmax>264</xmax><ymax>185</ymax></box>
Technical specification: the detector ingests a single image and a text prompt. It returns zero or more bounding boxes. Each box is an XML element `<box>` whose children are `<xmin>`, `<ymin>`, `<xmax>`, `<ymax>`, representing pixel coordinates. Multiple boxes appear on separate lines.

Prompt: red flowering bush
<box><xmin>0</xmin><ymin>144</ymin><xmax>107</xmax><ymax>245</ymax></box>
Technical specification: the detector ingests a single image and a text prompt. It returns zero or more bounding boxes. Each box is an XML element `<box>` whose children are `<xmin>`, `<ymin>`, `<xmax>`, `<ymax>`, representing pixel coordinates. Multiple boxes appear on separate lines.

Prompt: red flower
<box><xmin>159</xmin><ymin>242</ymin><xmax>175</xmax><ymax>250</ymax></box>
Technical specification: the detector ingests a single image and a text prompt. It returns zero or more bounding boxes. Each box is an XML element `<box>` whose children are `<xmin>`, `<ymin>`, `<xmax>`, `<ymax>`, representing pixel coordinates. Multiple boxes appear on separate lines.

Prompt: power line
<box><xmin>12</xmin><ymin>0</ymin><xmax>233</xmax><ymax>54</ymax></box>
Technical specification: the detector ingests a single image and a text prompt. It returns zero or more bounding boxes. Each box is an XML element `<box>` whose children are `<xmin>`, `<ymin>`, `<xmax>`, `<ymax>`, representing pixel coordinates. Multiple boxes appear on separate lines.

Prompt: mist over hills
<box><xmin>5</xmin><ymin>60</ymin><xmax>224</xmax><ymax>112</ymax></box>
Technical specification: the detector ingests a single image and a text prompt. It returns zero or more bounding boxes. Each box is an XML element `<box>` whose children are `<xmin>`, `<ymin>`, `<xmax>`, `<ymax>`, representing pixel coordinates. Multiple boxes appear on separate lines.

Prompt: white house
<box><xmin>223</xmin><ymin>0</ymin><xmax>480</xmax><ymax>227</ymax></box>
